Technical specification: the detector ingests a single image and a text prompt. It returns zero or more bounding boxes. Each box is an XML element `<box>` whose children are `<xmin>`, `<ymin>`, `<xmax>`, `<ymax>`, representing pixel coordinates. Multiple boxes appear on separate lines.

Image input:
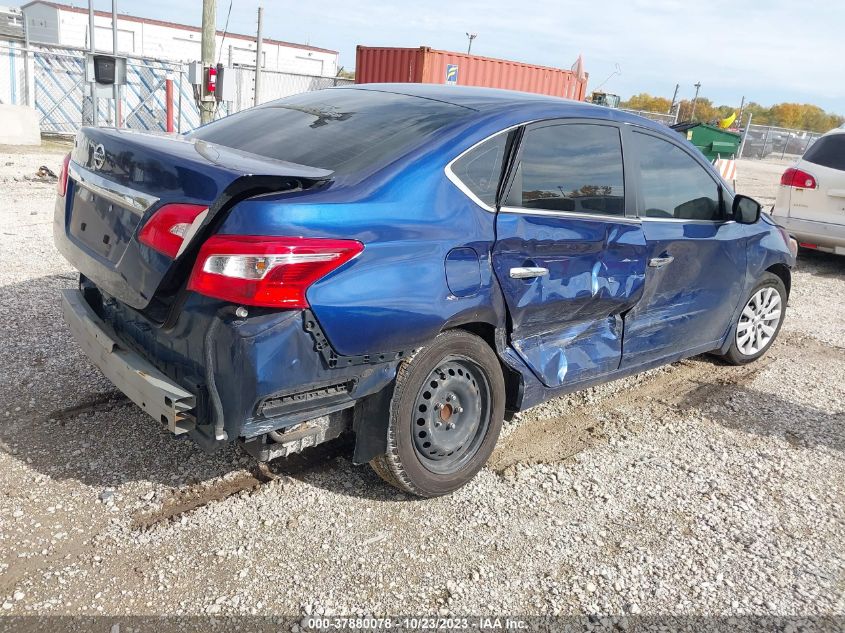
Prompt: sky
<box><xmin>16</xmin><ymin>0</ymin><xmax>844</xmax><ymax>113</ymax></box>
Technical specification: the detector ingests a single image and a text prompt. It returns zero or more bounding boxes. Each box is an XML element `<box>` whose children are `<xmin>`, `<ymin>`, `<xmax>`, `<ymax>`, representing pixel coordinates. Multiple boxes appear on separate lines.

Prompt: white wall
<box><xmin>21</xmin><ymin>3</ymin><xmax>338</xmax><ymax>77</ymax></box>
<box><xmin>0</xmin><ymin>39</ymin><xmax>26</xmax><ymax>105</ymax></box>
<box><xmin>22</xmin><ymin>2</ymin><xmax>58</xmax><ymax>44</ymax></box>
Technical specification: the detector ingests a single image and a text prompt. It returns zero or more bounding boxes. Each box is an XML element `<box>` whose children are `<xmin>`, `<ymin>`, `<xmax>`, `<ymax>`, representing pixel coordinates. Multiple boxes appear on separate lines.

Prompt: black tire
<box><xmin>369</xmin><ymin>330</ymin><xmax>505</xmax><ymax>497</ymax></box>
<box><xmin>721</xmin><ymin>272</ymin><xmax>787</xmax><ymax>365</ymax></box>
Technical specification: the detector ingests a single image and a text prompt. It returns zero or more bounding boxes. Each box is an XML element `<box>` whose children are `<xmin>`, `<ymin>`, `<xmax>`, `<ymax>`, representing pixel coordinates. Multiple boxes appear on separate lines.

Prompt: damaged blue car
<box><xmin>54</xmin><ymin>84</ymin><xmax>797</xmax><ymax>497</ymax></box>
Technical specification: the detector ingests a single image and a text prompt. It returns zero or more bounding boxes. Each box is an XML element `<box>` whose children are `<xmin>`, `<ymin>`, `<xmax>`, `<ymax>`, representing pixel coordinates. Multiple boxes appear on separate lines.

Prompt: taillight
<box><xmin>57</xmin><ymin>153</ymin><xmax>71</xmax><ymax>197</ymax></box>
<box><xmin>187</xmin><ymin>235</ymin><xmax>364</xmax><ymax>308</ymax></box>
<box><xmin>138</xmin><ymin>204</ymin><xmax>208</xmax><ymax>258</ymax></box>
<box><xmin>780</xmin><ymin>167</ymin><xmax>817</xmax><ymax>189</ymax></box>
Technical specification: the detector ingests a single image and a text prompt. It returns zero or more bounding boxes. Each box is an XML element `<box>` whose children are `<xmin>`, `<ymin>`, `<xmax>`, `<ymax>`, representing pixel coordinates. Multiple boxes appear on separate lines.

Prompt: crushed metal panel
<box><xmin>61</xmin><ymin>289</ymin><xmax>196</xmax><ymax>435</ymax></box>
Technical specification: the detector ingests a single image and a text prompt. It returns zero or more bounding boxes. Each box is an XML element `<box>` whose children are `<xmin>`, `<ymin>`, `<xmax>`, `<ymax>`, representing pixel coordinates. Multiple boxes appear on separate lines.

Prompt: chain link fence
<box><xmin>738</xmin><ymin>124</ymin><xmax>822</xmax><ymax>160</ymax></box>
<box><xmin>619</xmin><ymin>108</ymin><xmax>677</xmax><ymax>126</ymax></box>
<box><xmin>619</xmin><ymin>106</ymin><xmax>826</xmax><ymax>161</ymax></box>
<box><xmin>27</xmin><ymin>44</ymin><xmax>199</xmax><ymax>134</ymax></box>
<box><xmin>232</xmin><ymin>66</ymin><xmax>353</xmax><ymax>111</ymax></box>
<box><xmin>0</xmin><ymin>39</ymin><xmax>353</xmax><ymax>136</ymax></box>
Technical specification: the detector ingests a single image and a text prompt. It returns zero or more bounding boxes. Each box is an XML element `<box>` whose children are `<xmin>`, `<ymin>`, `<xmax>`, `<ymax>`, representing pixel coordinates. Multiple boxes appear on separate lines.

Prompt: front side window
<box><xmin>633</xmin><ymin>132</ymin><xmax>722</xmax><ymax>221</ymax></box>
<box><xmin>508</xmin><ymin>123</ymin><xmax>625</xmax><ymax>216</ymax></box>
<box><xmin>450</xmin><ymin>133</ymin><xmax>508</xmax><ymax>208</ymax></box>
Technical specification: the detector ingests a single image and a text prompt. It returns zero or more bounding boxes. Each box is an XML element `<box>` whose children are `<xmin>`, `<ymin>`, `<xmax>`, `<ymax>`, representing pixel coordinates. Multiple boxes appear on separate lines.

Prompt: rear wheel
<box><xmin>369</xmin><ymin>330</ymin><xmax>504</xmax><ymax>497</ymax></box>
<box><xmin>721</xmin><ymin>272</ymin><xmax>787</xmax><ymax>365</ymax></box>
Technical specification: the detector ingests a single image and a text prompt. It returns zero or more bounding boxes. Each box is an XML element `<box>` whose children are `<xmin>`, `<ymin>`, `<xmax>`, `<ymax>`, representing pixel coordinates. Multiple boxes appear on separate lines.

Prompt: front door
<box><xmin>621</xmin><ymin>129</ymin><xmax>748</xmax><ymax>367</ymax></box>
<box><xmin>492</xmin><ymin>121</ymin><xmax>648</xmax><ymax>388</ymax></box>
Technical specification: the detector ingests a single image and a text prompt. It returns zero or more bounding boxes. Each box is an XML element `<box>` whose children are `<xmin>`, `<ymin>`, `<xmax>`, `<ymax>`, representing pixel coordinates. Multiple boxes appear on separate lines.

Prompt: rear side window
<box><xmin>508</xmin><ymin>123</ymin><xmax>625</xmax><ymax>216</ymax></box>
<box><xmin>450</xmin><ymin>133</ymin><xmax>508</xmax><ymax>208</ymax></box>
<box><xmin>802</xmin><ymin>134</ymin><xmax>845</xmax><ymax>171</ymax></box>
<box><xmin>189</xmin><ymin>89</ymin><xmax>473</xmax><ymax>177</ymax></box>
<box><xmin>633</xmin><ymin>132</ymin><xmax>722</xmax><ymax>221</ymax></box>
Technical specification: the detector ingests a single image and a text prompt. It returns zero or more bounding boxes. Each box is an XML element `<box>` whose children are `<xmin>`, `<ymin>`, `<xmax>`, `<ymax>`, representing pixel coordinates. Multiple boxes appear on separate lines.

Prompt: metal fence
<box><xmin>738</xmin><ymin>124</ymin><xmax>822</xmax><ymax>160</ymax></box>
<box><xmin>0</xmin><ymin>39</ymin><xmax>353</xmax><ymax>136</ymax></box>
<box><xmin>233</xmin><ymin>66</ymin><xmax>353</xmax><ymax>111</ymax></box>
<box><xmin>24</xmin><ymin>43</ymin><xmax>200</xmax><ymax>134</ymax></box>
<box><xmin>619</xmin><ymin>108</ymin><xmax>677</xmax><ymax>126</ymax></box>
<box><xmin>617</xmin><ymin>106</ymin><xmax>826</xmax><ymax>161</ymax></box>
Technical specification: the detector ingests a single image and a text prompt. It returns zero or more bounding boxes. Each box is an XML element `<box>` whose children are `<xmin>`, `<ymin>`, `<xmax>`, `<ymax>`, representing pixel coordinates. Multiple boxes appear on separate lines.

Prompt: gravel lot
<box><xmin>0</xmin><ymin>146</ymin><xmax>843</xmax><ymax>626</ymax></box>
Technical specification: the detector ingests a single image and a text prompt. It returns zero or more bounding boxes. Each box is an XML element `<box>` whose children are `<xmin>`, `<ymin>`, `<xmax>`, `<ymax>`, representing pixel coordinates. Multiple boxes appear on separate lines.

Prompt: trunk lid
<box><xmin>55</xmin><ymin>127</ymin><xmax>332</xmax><ymax>311</ymax></box>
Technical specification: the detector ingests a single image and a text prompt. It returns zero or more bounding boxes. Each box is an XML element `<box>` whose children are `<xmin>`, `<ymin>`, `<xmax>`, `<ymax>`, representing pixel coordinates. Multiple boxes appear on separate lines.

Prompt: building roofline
<box><xmin>19</xmin><ymin>1</ymin><xmax>338</xmax><ymax>55</ymax></box>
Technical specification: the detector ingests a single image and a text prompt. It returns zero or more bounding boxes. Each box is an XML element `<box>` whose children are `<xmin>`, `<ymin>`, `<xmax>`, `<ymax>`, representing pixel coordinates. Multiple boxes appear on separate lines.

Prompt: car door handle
<box><xmin>509</xmin><ymin>266</ymin><xmax>549</xmax><ymax>279</ymax></box>
<box><xmin>648</xmin><ymin>256</ymin><xmax>674</xmax><ymax>268</ymax></box>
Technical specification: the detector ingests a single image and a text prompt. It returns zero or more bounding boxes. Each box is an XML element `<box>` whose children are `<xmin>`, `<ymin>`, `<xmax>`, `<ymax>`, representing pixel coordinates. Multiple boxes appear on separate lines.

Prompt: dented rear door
<box><xmin>492</xmin><ymin>120</ymin><xmax>647</xmax><ymax>388</ymax></box>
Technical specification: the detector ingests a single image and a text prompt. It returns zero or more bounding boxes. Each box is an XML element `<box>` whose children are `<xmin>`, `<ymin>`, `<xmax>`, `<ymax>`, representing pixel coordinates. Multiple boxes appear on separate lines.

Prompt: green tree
<box><xmin>620</xmin><ymin>92</ymin><xmax>843</xmax><ymax>132</ymax></box>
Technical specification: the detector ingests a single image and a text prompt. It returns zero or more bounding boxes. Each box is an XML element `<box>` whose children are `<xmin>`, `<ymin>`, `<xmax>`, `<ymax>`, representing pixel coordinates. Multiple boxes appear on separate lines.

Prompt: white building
<box><xmin>20</xmin><ymin>1</ymin><xmax>339</xmax><ymax>77</ymax></box>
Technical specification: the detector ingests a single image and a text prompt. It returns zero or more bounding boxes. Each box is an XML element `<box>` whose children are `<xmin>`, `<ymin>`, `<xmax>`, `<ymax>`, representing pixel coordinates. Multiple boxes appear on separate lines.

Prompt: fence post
<box><xmin>762</xmin><ymin>125</ymin><xmax>772</xmax><ymax>158</ymax></box>
<box><xmin>165</xmin><ymin>76</ymin><xmax>175</xmax><ymax>132</ymax></box>
<box><xmin>23</xmin><ymin>18</ymin><xmax>34</xmax><ymax>107</ymax></box>
<box><xmin>738</xmin><ymin>112</ymin><xmax>752</xmax><ymax>158</ymax></box>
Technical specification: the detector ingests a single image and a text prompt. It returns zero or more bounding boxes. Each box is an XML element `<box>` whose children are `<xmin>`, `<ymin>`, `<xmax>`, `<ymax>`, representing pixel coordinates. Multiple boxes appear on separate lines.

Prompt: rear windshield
<box><xmin>188</xmin><ymin>88</ymin><xmax>474</xmax><ymax>177</ymax></box>
<box><xmin>802</xmin><ymin>134</ymin><xmax>845</xmax><ymax>171</ymax></box>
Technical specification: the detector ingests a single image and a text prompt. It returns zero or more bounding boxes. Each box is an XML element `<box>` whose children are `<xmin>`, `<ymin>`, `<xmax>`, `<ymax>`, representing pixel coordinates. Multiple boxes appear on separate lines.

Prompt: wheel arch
<box><xmin>766</xmin><ymin>263</ymin><xmax>791</xmax><ymax>298</ymax></box>
<box><xmin>443</xmin><ymin>320</ymin><xmax>523</xmax><ymax>418</ymax></box>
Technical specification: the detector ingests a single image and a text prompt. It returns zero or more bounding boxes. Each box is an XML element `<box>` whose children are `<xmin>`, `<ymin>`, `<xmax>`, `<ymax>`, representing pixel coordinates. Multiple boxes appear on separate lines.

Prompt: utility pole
<box><xmin>88</xmin><ymin>0</ymin><xmax>98</xmax><ymax>125</ymax></box>
<box><xmin>200</xmin><ymin>0</ymin><xmax>216</xmax><ymax>124</ymax></box>
<box><xmin>112</xmin><ymin>0</ymin><xmax>120</xmax><ymax>127</ymax></box>
<box><xmin>466</xmin><ymin>32</ymin><xmax>477</xmax><ymax>54</ymax></box>
<box><xmin>668</xmin><ymin>83</ymin><xmax>679</xmax><ymax>115</ymax></box>
<box><xmin>254</xmin><ymin>6</ymin><xmax>264</xmax><ymax>107</ymax></box>
<box><xmin>690</xmin><ymin>81</ymin><xmax>701</xmax><ymax>121</ymax></box>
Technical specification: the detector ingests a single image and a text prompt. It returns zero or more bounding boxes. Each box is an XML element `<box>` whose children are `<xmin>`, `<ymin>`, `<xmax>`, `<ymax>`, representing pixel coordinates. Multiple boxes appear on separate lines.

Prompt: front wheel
<box><xmin>369</xmin><ymin>330</ymin><xmax>505</xmax><ymax>497</ymax></box>
<box><xmin>721</xmin><ymin>272</ymin><xmax>787</xmax><ymax>365</ymax></box>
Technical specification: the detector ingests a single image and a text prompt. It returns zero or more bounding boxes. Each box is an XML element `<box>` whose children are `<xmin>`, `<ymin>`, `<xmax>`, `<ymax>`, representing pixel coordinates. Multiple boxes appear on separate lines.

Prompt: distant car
<box><xmin>53</xmin><ymin>85</ymin><xmax>797</xmax><ymax>497</ymax></box>
<box><xmin>772</xmin><ymin>127</ymin><xmax>845</xmax><ymax>255</ymax></box>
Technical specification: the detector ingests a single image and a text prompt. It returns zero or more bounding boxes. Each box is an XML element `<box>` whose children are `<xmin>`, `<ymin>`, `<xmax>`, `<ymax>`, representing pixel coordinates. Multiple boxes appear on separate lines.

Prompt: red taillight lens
<box><xmin>138</xmin><ymin>203</ymin><xmax>208</xmax><ymax>258</ymax></box>
<box><xmin>57</xmin><ymin>153</ymin><xmax>71</xmax><ymax>197</ymax></box>
<box><xmin>780</xmin><ymin>167</ymin><xmax>817</xmax><ymax>189</ymax></box>
<box><xmin>187</xmin><ymin>235</ymin><xmax>364</xmax><ymax>308</ymax></box>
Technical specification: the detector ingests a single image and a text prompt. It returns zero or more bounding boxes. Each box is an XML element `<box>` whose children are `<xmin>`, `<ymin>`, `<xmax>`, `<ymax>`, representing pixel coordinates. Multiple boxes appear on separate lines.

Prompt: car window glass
<box><xmin>189</xmin><ymin>89</ymin><xmax>473</xmax><ymax>178</ymax></box>
<box><xmin>512</xmin><ymin>123</ymin><xmax>625</xmax><ymax>216</ymax></box>
<box><xmin>633</xmin><ymin>132</ymin><xmax>722</xmax><ymax>221</ymax></box>
<box><xmin>802</xmin><ymin>134</ymin><xmax>845</xmax><ymax>171</ymax></box>
<box><xmin>451</xmin><ymin>133</ymin><xmax>508</xmax><ymax>207</ymax></box>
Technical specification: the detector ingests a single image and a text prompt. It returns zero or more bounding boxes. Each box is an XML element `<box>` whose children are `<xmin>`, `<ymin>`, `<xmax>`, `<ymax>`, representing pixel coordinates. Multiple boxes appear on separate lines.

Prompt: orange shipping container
<box><xmin>355</xmin><ymin>46</ymin><xmax>588</xmax><ymax>101</ymax></box>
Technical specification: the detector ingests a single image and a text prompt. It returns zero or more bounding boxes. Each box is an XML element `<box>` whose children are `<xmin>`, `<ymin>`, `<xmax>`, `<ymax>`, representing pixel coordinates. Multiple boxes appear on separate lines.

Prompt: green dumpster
<box><xmin>671</xmin><ymin>122</ymin><xmax>741</xmax><ymax>161</ymax></box>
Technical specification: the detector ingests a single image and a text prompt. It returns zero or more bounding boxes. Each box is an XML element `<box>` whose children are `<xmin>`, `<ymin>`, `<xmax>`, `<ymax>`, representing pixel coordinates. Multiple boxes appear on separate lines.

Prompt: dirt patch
<box><xmin>490</xmin><ymin>355</ymin><xmax>775</xmax><ymax>473</ymax></box>
<box><xmin>131</xmin><ymin>470</ymin><xmax>267</xmax><ymax>530</ymax></box>
<box><xmin>48</xmin><ymin>391</ymin><xmax>131</xmax><ymax>422</ymax></box>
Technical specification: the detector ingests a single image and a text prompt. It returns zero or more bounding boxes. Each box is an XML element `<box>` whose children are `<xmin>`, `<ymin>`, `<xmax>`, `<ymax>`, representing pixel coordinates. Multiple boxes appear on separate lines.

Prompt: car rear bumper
<box><xmin>62</xmin><ymin>288</ymin><xmax>198</xmax><ymax>435</ymax></box>
<box><xmin>772</xmin><ymin>215</ymin><xmax>845</xmax><ymax>254</ymax></box>
<box><xmin>64</xmin><ymin>282</ymin><xmax>400</xmax><ymax>449</ymax></box>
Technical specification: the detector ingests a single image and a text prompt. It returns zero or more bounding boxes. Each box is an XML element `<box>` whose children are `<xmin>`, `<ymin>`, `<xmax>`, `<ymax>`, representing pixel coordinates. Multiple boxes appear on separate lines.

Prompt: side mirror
<box><xmin>733</xmin><ymin>195</ymin><xmax>761</xmax><ymax>224</ymax></box>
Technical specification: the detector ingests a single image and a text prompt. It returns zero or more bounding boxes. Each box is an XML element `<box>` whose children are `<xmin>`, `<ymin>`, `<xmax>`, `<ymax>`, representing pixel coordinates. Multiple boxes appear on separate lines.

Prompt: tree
<box><xmin>619</xmin><ymin>93</ymin><xmax>843</xmax><ymax>132</ymax></box>
<box><xmin>620</xmin><ymin>93</ymin><xmax>672</xmax><ymax>113</ymax></box>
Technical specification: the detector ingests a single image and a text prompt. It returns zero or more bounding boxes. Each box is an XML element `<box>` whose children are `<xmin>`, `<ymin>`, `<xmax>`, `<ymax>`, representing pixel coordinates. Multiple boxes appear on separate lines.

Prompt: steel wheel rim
<box><xmin>411</xmin><ymin>355</ymin><xmax>491</xmax><ymax>475</ymax></box>
<box><xmin>736</xmin><ymin>286</ymin><xmax>782</xmax><ymax>356</ymax></box>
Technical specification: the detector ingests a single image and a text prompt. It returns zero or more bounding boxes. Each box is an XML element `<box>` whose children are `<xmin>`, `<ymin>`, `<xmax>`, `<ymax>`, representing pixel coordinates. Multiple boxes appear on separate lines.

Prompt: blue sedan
<box><xmin>53</xmin><ymin>84</ymin><xmax>797</xmax><ymax>496</ymax></box>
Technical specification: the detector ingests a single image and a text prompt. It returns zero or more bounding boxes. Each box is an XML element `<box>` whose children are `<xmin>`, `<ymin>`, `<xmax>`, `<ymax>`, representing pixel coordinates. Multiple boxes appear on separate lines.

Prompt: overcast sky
<box><xmin>18</xmin><ymin>0</ymin><xmax>844</xmax><ymax>113</ymax></box>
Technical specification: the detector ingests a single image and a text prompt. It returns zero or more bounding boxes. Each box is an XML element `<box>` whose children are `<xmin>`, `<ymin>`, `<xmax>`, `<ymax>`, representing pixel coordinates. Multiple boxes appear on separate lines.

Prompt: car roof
<box><xmin>342</xmin><ymin>83</ymin><xmax>667</xmax><ymax>132</ymax></box>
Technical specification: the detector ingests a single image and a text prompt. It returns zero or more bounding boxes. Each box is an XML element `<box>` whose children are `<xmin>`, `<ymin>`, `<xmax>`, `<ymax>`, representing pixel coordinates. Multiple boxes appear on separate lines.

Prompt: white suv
<box><xmin>772</xmin><ymin>127</ymin><xmax>845</xmax><ymax>255</ymax></box>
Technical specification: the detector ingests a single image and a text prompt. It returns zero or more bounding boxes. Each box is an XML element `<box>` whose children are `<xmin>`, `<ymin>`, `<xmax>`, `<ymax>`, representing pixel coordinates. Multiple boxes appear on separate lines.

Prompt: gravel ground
<box><xmin>0</xmin><ymin>145</ymin><xmax>842</xmax><ymax>625</ymax></box>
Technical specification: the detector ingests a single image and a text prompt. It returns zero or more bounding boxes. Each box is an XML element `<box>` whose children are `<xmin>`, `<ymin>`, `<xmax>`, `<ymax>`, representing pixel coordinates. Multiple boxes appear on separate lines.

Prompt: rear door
<box><xmin>620</xmin><ymin>128</ymin><xmax>747</xmax><ymax>367</ymax></box>
<box><xmin>491</xmin><ymin>120</ymin><xmax>648</xmax><ymax>388</ymax></box>
<box><xmin>790</xmin><ymin>134</ymin><xmax>845</xmax><ymax>226</ymax></box>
